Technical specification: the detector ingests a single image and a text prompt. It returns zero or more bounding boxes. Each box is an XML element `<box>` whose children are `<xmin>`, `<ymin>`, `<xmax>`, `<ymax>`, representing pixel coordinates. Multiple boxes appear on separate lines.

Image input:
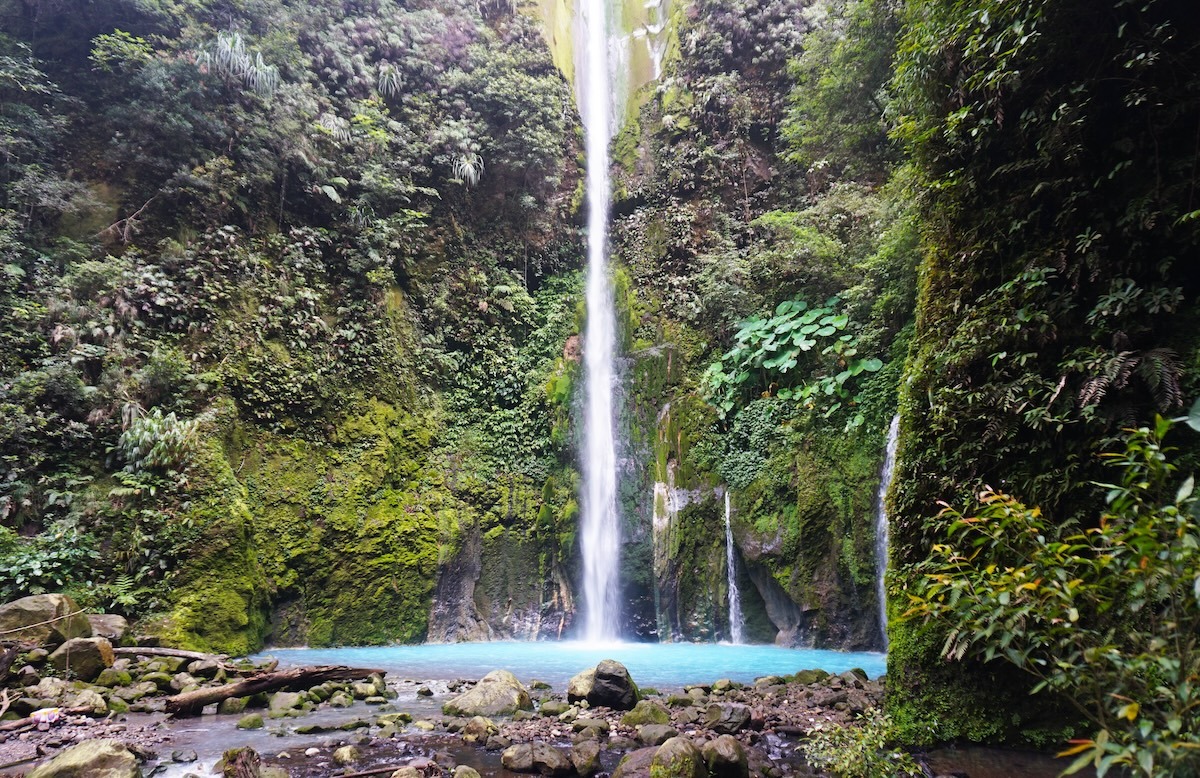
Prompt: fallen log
<box><xmin>0</xmin><ymin>705</ymin><xmax>95</xmax><ymax>732</ymax></box>
<box><xmin>166</xmin><ymin>665</ymin><xmax>385</xmax><ymax>717</ymax></box>
<box><xmin>111</xmin><ymin>647</ymin><xmax>228</xmax><ymax>662</ymax></box>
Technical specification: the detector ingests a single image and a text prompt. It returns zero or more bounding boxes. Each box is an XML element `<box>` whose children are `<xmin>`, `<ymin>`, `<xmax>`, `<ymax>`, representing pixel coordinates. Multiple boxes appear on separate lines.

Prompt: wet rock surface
<box><xmin>1</xmin><ymin>652</ymin><xmax>896</xmax><ymax>778</ymax></box>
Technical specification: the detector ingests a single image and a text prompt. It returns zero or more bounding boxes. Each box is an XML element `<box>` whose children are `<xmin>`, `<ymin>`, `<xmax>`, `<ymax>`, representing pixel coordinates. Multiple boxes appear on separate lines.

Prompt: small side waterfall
<box><xmin>578</xmin><ymin>0</ymin><xmax>621</xmax><ymax>642</ymax></box>
<box><xmin>874</xmin><ymin>414</ymin><xmax>900</xmax><ymax>648</ymax></box>
<box><xmin>724</xmin><ymin>490</ymin><xmax>745</xmax><ymax>644</ymax></box>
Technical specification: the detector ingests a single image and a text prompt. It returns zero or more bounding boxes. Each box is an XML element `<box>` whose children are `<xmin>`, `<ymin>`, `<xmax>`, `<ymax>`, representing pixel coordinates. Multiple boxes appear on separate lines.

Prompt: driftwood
<box><xmin>111</xmin><ymin>646</ymin><xmax>228</xmax><ymax>662</ymax></box>
<box><xmin>166</xmin><ymin>664</ymin><xmax>384</xmax><ymax>717</ymax></box>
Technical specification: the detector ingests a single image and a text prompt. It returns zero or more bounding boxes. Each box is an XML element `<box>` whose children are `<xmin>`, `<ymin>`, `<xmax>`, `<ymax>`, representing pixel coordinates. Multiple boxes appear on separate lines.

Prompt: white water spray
<box><xmin>724</xmin><ymin>491</ymin><xmax>744</xmax><ymax>644</ymax></box>
<box><xmin>579</xmin><ymin>0</ymin><xmax>621</xmax><ymax>642</ymax></box>
<box><xmin>874</xmin><ymin>414</ymin><xmax>900</xmax><ymax>648</ymax></box>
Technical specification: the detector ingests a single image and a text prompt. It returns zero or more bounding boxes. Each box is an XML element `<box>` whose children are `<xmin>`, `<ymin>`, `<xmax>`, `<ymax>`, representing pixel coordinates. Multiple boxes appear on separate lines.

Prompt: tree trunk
<box><xmin>166</xmin><ymin>665</ymin><xmax>384</xmax><ymax>717</ymax></box>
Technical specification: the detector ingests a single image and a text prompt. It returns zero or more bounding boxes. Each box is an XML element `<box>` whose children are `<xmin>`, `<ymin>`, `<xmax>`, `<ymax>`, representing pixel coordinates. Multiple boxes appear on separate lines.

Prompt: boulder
<box><xmin>790</xmin><ymin>669</ymin><xmax>829</xmax><ymax>686</ymax></box>
<box><xmin>461</xmin><ymin>715</ymin><xmax>498</xmax><ymax>742</ymax></box>
<box><xmin>701</xmin><ymin>735</ymin><xmax>747</xmax><ymax>778</ymax></box>
<box><xmin>47</xmin><ymin>637</ymin><xmax>114</xmax><ymax>682</ymax></box>
<box><xmin>570</xmin><ymin>740</ymin><xmax>602</xmax><ymax>778</ymax></box>
<box><xmin>0</xmin><ymin>594</ymin><xmax>91</xmax><ymax>646</ymax></box>
<box><xmin>637</xmin><ymin>724</ymin><xmax>678</xmax><ymax>746</ymax></box>
<box><xmin>267</xmin><ymin>691</ymin><xmax>304</xmax><ymax>718</ymax></box>
<box><xmin>86</xmin><ymin>614</ymin><xmax>128</xmax><ymax>642</ymax></box>
<box><xmin>68</xmin><ymin>689</ymin><xmax>108</xmax><ymax>715</ymax></box>
<box><xmin>622</xmin><ymin>699</ymin><xmax>671</xmax><ymax>727</ymax></box>
<box><xmin>443</xmin><ymin>669</ymin><xmax>533</xmax><ymax>717</ymax></box>
<box><xmin>26</xmin><ymin>738</ymin><xmax>140</xmax><ymax>778</ymax></box>
<box><xmin>650</xmin><ymin>737</ymin><xmax>706</xmax><ymax>778</ymax></box>
<box><xmin>638</xmin><ymin>725</ymin><xmax>676</xmax><ymax>749</ymax></box>
<box><xmin>501</xmin><ymin>742</ymin><xmax>574</xmax><ymax>776</ymax></box>
<box><xmin>703</xmin><ymin>703</ymin><xmax>751</xmax><ymax>734</ymax></box>
<box><xmin>454</xmin><ymin>767</ymin><xmax>482</xmax><ymax>778</ymax></box>
<box><xmin>612</xmin><ymin>747</ymin><xmax>657</xmax><ymax>778</ymax></box>
<box><xmin>333</xmin><ymin>746</ymin><xmax>361</xmax><ymax>765</ymax></box>
<box><xmin>218</xmin><ymin>696</ymin><xmax>249</xmax><ymax>715</ymax></box>
<box><xmin>237</xmin><ymin>713</ymin><xmax>264</xmax><ymax>730</ymax></box>
<box><xmin>567</xmin><ymin>659</ymin><xmax>638</xmax><ymax>711</ymax></box>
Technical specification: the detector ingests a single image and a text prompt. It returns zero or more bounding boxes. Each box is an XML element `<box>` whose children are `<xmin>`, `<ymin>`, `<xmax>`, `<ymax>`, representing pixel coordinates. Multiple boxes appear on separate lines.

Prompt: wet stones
<box><xmin>443</xmin><ymin>670</ymin><xmax>534</xmax><ymax>717</ymax></box>
<box><xmin>568</xmin><ymin>659</ymin><xmax>639</xmax><ymax>711</ymax></box>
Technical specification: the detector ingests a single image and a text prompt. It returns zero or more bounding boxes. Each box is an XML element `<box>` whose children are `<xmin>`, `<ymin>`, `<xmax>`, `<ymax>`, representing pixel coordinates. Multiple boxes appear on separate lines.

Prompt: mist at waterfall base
<box><xmin>253</xmin><ymin>641</ymin><xmax>886</xmax><ymax>687</ymax></box>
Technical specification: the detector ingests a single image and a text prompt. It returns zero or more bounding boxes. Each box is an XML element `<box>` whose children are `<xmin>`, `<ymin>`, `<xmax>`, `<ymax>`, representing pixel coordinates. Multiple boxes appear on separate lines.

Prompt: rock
<box><xmin>237</xmin><ymin>713</ymin><xmax>265</xmax><ymax>730</ymax></box>
<box><xmin>462</xmin><ymin>715</ymin><xmax>498</xmax><ymax>742</ymax></box>
<box><xmin>68</xmin><ymin>689</ymin><xmax>108</xmax><ymax>715</ymax></box>
<box><xmin>666</xmin><ymin>694</ymin><xmax>693</xmax><ymax>708</ymax></box>
<box><xmin>329</xmin><ymin>690</ymin><xmax>354</xmax><ymax>707</ymax></box>
<box><xmin>790</xmin><ymin>669</ymin><xmax>829</xmax><ymax>686</ymax></box>
<box><xmin>540</xmin><ymin>700</ymin><xmax>571</xmax><ymax>716</ymax></box>
<box><xmin>186</xmin><ymin>659</ymin><xmax>223</xmax><ymax>679</ymax></box>
<box><xmin>366</xmin><ymin>695</ymin><xmax>388</xmax><ymax>705</ymax></box>
<box><xmin>486</xmin><ymin>735</ymin><xmax>512</xmax><ymax>750</ymax></box>
<box><xmin>414</xmin><ymin>720</ymin><xmax>436</xmax><ymax>731</ymax></box>
<box><xmin>568</xmin><ymin>659</ymin><xmax>639</xmax><ymax>711</ymax></box>
<box><xmin>47</xmin><ymin>637</ymin><xmax>114</xmax><ymax>681</ymax></box>
<box><xmin>94</xmin><ymin>668</ymin><xmax>132</xmax><ymax>687</ymax></box>
<box><xmin>0</xmin><ymin>594</ymin><xmax>91</xmax><ymax>646</ymax></box>
<box><xmin>710</xmin><ymin>679</ymin><xmax>737</xmax><ymax>693</ymax></box>
<box><xmin>572</xmin><ymin>717</ymin><xmax>610</xmax><ymax>734</ymax></box>
<box><xmin>378</xmin><ymin>712</ymin><xmax>413</xmax><ymax>726</ymax></box>
<box><xmin>638</xmin><ymin>725</ymin><xmax>678</xmax><ymax>746</ymax></box>
<box><xmin>612</xmin><ymin>747</ymin><xmax>658</xmax><ymax>778</ymax></box>
<box><xmin>570</xmin><ymin>739</ymin><xmax>602</xmax><ymax>778</ymax></box>
<box><xmin>704</xmin><ymin>703</ymin><xmax>751</xmax><ymax>734</ymax></box>
<box><xmin>352</xmin><ymin>681</ymin><xmax>376</xmax><ymax>698</ymax></box>
<box><xmin>454</xmin><ymin>766</ymin><xmax>482</xmax><ymax>778</ymax></box>
<box><xmin>172</xmin><ymin>750</ymin><xmax>199</xmax><ymax>764</ymax></box>
<box><xmin>651</xmin><ymin>737</ymin><xmax>706</xmax><ymax>778</ymax></box>
<box><xmin>443</xmin><ymin>669</ymin><xmax>533</xmax><ymax>717</ymax></box>
<box><xmin>701</xmin><ymin>736</ymin><xmax>747</xmax><ymax>778</ymax></box>
<box><xmin>86</xmin><ymin>614</ymin><xmax>128</xmax><ymax>642</ymax></box>
<box><xmin>139</xmin><ymin>671</ymin><xmax>174</xmax><ymax>690</ymax></box>
<box><xmin>417</xmin><ymin>685</ymin><xmax>434</xmax><ymax>696</ymax></box>
<box><xmin>391</xmin><ymin>769</ymin><xmax>421</xmax><ymax>778</ymax></box>
<box><xmin>25</xmin><ymin>647</ymin><xmax>49</xmax><ymax>663</ymax></box>
<box><xmin>333</xmin><ymin>746</ymin><xmax>361</xmax><ymax>765</ymax></box>
<box><xmin>218</xmin><ymin>696</ymin><xmax>249</xmax><ymax>715</ymax></box>
<box><xmin>622</xmin><ymin>699</ymin><xmax>671</xmax><ymax>727</ymax></box>
<box><xmin>268</xmin><ymin>691</ymin><xmax>304</xmax><ymax>718</ymax></box>
<box><xmin>171</xmin><ymin>671</ymin><xmax>199</xmax><ymax>691</ymax></box>
<box><xmin>26</xmin><ymin>738</ymin><xmax>140</xmax><ymax>778</ymax></box>
<box><xmin>501</xmin><ymin>742</ymin><xmax>574</xmax><ymax>776</ymax></box>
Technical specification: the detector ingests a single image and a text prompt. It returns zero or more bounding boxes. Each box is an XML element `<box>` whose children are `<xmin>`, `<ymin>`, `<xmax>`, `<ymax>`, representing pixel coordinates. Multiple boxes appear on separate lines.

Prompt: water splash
<box><xmin>874</xmin><ymin>414</ymin><xmax>900</xmax><ymax>648</ymax></box>
<box><xmin>578</xmin><ymin>0</ymin><xmax>621</xmax><ymax>642</ymax></box>
<box><xmin>724</xmin><ymin>490</ymin><xmax>745</xmax><ymax>644</ymax></box>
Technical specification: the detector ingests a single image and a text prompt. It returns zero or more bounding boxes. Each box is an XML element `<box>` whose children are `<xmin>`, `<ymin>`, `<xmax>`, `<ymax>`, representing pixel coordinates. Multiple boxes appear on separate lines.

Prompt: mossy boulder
<box><xmin>47</xmin><ymin>637</ymin><xmax>114</xmax><ymax>682</ymax></box>
<box><xmin>650</xmin><ymin>737</ymin><xmax>706</xmax><ymax>778</ymax></box>
<box><xmin>622</xmin><ymin>699</ymin><xmax>671</xmax><ymax>727</ymax></box>
<box><xmin>701</xmin><ymin>736</ymin><xmax>747</xmax><ymax>778</ymax></box>
<box><xmin>26</xmin><ymin>738</ymin><xmax>140</xmax><ymax>778</ymax></box>
<box><xmin>0</xmin><ymin>594</ymin><xmax>91</xmax><ymax>647</ymax></box>
<box><xmin>443</xmin><ymin>670</ymin><xmax>533</xmax><ymax>717</ymax></box>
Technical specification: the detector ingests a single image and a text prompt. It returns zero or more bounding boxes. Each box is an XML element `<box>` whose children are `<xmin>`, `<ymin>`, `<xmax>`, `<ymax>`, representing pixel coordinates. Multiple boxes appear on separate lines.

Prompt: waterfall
<box><xmin>874</xmin><ymin>414</ymin><xmax>900</xmax><ymax>648</ymax></box>
<box><xmin>724</xmin><ymin>490</ymin><xmax>745</xmax><ymax>644</ymax></box>
<box><xmin>578</xmin><ymin>0</ymin><xmax>621</xmax><ymax>642</ymax></box>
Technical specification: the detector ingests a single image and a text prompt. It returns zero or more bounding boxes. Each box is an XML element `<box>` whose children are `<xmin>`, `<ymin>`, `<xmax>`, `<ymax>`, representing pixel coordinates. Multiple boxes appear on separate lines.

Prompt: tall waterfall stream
<box><xmin>578</xmin><ymin>0</ymin><xmax>621</xmax><ymax>641</ymax></box>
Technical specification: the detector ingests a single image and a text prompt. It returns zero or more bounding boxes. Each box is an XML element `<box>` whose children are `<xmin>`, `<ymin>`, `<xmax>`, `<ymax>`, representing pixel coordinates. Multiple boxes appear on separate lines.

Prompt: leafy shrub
<box><xmin>800</xmin><ymin>707</ymin><xmax>923</xmax><ymax>778</ymax></box>
<box><xmin>0</xmin><ymin>525</ymin><xmax>98</xmax><ymax>601</ymax></box>
<box><xmin>701</xmin><ymin>296</ymin><xmax>881</xmax><ymax>425</ymax></box>
<box><xmin>904</xmin><ymin>413</ymin><xmax>1200</xmax><ymax>777</ymax></box>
